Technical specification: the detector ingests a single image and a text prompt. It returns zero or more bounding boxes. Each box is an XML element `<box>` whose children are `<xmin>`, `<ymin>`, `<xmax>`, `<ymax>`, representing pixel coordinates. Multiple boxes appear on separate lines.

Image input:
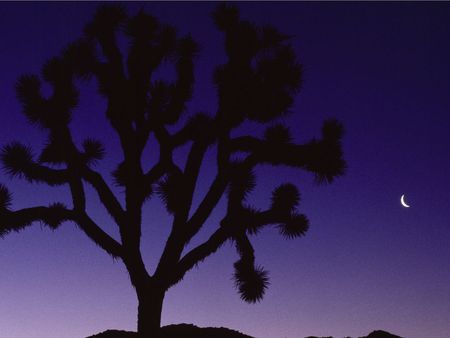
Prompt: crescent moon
<box><xmin>400</xmin><ymin>194</ymin><xmax>410</xmax><ymax>208</ymax></box>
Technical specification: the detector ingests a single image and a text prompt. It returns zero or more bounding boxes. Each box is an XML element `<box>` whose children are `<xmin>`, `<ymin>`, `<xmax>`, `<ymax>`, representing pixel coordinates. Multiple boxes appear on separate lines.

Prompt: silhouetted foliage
<box><xmin>0</xmin><ymin>4</ymin><xmax>345</xmax><ymax>337</ymax></box>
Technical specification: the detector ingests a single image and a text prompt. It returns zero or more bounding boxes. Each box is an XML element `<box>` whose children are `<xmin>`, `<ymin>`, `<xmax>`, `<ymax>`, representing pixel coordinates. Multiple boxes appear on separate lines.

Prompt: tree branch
<box><xmin>153</xmin><ymin>140</ymin><xmax>208</xmax><ymax>279</ymax></box>
<box><xmin>81</xmin><ymin>167</ymin><xmax>125</xmax><ymax>226</ymax></box>
<box><xmin>73</xmin><ymin>211</ymin><xmax>123</xmax><ymax>258</ymax></box>
<box><xmin>166</xmin><ymin>207</ymin><xmax>286</xmax><ymax>288</ymax></box>
<box><xmin>0</xmin><ymin>206</ymin><xmax>73</xmax><ymax>237</ymax></box>
<box><xmin>1</xmin><ymin>199</ymin><xmax>123</xmax><ymax>259</ymax></box>
<box><xmin>28</xmin><ymin>165</ymin><xmax>71</xmax><ymax>185</ymax></box>
<box><xmin>180</xmin><ymin>141</ymin><xmax>209</xmax><ymax>220</ymax></box>
<box><xmin>0</xmin><ymin>141</ymin><xmax>70</xmax><ymax>185</ymax></box>
<box><xmin>231</xmin><ymin>135</ymin><xmax>345</xmax><ymax>182</ymax></box>
<box><xmin>143</xmin><ymin>126</ymin><xmax>180</xmax><ymax>186</ymax></box>
<box><xmin>167</xmin><ymin>226</ymin><xmax>229</xmax><ymax>287</ymax></box>
<box><xmin>185</xmin><ymin>174</ymin><xmax>228</xmax><ymax>241</ymax></box>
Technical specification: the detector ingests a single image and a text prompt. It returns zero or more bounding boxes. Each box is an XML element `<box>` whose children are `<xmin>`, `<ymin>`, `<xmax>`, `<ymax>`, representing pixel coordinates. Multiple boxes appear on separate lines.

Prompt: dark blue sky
<box><xmin>1</xmin><ymin>3</ymin><xmax>450</xmax><ymax>338</ymax></box>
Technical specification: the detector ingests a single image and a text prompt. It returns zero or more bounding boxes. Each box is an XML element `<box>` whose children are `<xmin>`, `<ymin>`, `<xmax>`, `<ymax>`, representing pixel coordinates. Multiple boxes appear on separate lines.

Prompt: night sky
<box><xmin>1</xmin><ymin>2</ymin><xmax>450</xmax><ymax>338</ymax></box>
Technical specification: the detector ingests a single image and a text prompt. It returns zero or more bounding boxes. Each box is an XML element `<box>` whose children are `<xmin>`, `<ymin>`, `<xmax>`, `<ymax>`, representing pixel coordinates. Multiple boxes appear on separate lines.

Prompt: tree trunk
<box><xmin>136</xmin><ymin>284</ymin><xmax>166</xmax><ymax>338</ymax></box>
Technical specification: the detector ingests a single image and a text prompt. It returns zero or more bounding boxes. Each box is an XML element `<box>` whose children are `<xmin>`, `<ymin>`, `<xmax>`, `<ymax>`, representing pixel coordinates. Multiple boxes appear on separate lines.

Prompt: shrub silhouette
<box><xmin>0</xmin><ymin>4</ymin><xmax>345</xmax><ymax>337</ymax></box>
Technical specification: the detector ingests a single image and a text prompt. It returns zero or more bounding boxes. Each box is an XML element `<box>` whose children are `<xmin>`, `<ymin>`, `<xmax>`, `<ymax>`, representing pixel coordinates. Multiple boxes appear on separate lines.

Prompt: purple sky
<box><xmin>1</xmin><ymin>3</ymin><xmax>450</xmax><ymax>338</ymax></box>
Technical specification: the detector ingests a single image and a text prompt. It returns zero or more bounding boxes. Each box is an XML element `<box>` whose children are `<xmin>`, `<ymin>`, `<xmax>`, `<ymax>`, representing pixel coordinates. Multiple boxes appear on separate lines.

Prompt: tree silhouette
<box><xmin>0</xmin><ymin>4</ymin><xmax>345</xmax><ymax>337</ymax></box>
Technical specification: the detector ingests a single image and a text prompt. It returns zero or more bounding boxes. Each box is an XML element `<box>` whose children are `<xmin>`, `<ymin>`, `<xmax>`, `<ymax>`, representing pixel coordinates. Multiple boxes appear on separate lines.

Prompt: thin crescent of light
<box><xmin>400</xmin><ymin>194</ymin><xmax>410</xmax><ymax>208</ymax></box>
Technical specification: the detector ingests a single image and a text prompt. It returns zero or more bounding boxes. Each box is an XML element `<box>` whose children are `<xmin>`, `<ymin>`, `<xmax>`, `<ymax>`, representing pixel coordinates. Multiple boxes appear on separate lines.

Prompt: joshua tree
<box><xmin>0</xmin><ymin>4</ymin><xmax>345</xmax><ymax>337</ymax></box>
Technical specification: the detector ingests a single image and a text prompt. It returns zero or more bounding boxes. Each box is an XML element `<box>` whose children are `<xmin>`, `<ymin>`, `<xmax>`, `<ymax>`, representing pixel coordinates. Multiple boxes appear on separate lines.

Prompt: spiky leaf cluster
<box><xmin>156</xmin><ymin>173</ymin><xmax>186</xmax><ymax>214</ymax></box>
<box><xmin>125</xmin><ymin>11</ymin><xmax>176</xmax><ymax>123</ymax></box>
<box><xmin>213</xmin><ymin>4</ymin><xmax>302</xmax><ymax>128</ymax></box>
<box><xmin>240</xmin><ymin>207</ymin><xmax>261</xmax><ymax>235</ymax></box>
<box><xmin>84</xmin><ymin>5</ymin><xmax>126</xmax><ymax>42</ymax></box>
<box><xmin>277</xmin><ymin>212</ymin><xmax>309</xmax><ymax>239</ymax></box>
<box><xmin>269</xmin><ymin>183</ymin><xmax>309</xmax><ymax>239</ymax></box>
<box><xmin>228</xmin><ymin>163</ymin><xmax>256</xmax><ymax>202</ymax></box>
<box><xmin>1</xmin><ymin>143</ymin><xmax>34</xmax><ymax>179</ymax></box>
<box><xmin>81</xmin><ymin>139</ymin><xmax>105</xmax><ymax>166</ymax></box>
<box><xmin>0</xmin><ymin>184</ymin><xmax>12</xmax><ymax>211</ymax></box>
<box><xmin>233</xmin><ymin>259</ymin><xmax>269</xmax><ymax>303</ymax></box>
<box><xmin>322</xmin><ymin>118</ymin><xmax>344</xmax><ymax>142</ymax></box>
<box><xmin>42</xmin><ymin>57</ymin><xmax>78</xmax><ymax>109</ymax></box>
<box><xmin>15</xmin><ymin>75</ymin><xmax>45</xmax><ymax>126</ymax></box>
<box><xmin>42</xmin><ymin>203</ymin><xmax>70</xmax><ymax>229</ymax></box>
<box><xmin>80</xmin><ymin>5</ymin><xmax>198</xmax><ymax>128</ymax></box>
<box><xmin>16</xmin><ymin>74</ymin><xmax>73</xmax><ymax>130</ymax></box>
<box><xmin>1</xmin><ymin>143</ymin><xmax>68</xmax><ymax>186</ymax></box>
<box><xmin>16</xmin><ymin>56</ymin><xmax>76</xmax><ymax>131</ymax></box>
<box><xmin>111</xmin><ymin>161</ymin><xmax>152</xmax><ymax>200</ymax></box>
<box><xmin>112</xmin><ymin>161</ymin><xmax>129</xmax><ymax>187</ymax></box>
<box><xmin>270</xmin><ymin>183</ymin><xmax>300</xmax><ymax>215</ymax></box>
<box><xmin>0</xmin><ymin>214</ymin><xmax>32</xmax><ymax>238</ymax></box>
<box><xmin>305</xmin><ymin>119</ymin><xmax>346</xmax><ymax>184</ymax></box>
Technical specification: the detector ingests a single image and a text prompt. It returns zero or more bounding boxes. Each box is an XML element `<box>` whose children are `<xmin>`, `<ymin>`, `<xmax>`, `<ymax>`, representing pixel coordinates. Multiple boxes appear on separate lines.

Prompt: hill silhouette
<box><xmin>87</xmin><ymin>323</ymin><xmax>254</xmax><ymax>338</ymax></box>
<box><xmin>362</xmin><ymin>330</ymin><xmax>402</xmax><ymax>338</ymax></box>
<box><xmin>306</xmin><ymin>329</ymin><xmax>402</xmax><ymax>338</ymax></box>
<box><xmin>89</xmin><ymin>324</ymin><xmax>401</xmax><ymax>338</ymax></box>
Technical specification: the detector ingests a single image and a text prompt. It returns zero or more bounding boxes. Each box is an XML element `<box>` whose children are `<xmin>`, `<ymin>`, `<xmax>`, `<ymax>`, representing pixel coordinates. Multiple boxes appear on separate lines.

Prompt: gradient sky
<box><xmin>1</xmin><ymin>2</ymin><xmax>450</xmax><ymax>338</ymax></box>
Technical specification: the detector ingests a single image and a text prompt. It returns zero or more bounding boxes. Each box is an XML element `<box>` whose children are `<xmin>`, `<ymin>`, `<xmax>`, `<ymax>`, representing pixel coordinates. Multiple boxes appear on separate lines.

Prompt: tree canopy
<box><xmin>0</xmin><ymin>4</ymin><xmax>345</xmax><ymax>335</ymax></box>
